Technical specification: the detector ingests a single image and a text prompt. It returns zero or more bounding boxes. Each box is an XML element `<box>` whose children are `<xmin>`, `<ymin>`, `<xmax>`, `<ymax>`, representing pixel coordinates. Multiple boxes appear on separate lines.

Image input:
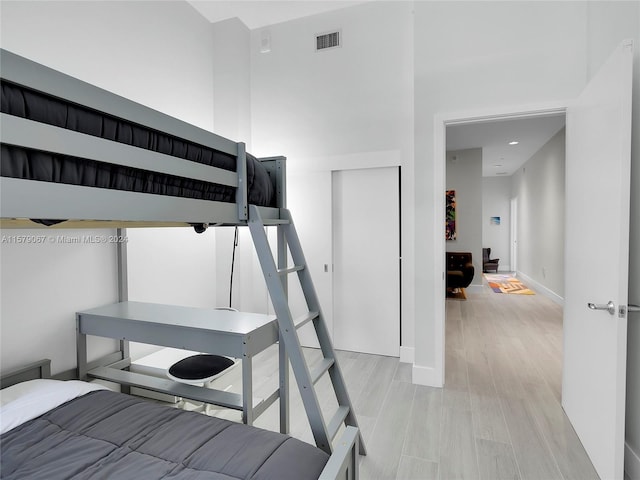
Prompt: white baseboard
<box><xmin>400</xmin><ymin>346</ymin><xmax>414</xmax><ymax>364</ymax></box>
<box><xmin>626</xmin><ymin>442</ymin><xmax>640</xmax><ymax>480</ymax></box>
<box><xmin>516</xmin><ymin>271</ymin><xmax>564</xmax><ymax>306</ymax></box>
<box><xmin>412</xmin><ymin>363</ymin><xmax>443</xmax><ymax>388</ymax></box>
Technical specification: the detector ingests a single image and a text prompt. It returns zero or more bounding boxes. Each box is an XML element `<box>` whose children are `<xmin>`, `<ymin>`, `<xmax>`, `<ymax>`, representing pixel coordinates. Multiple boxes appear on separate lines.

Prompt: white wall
<box><xmin>249</xmin><ymin>2</ymin><xmax>415</xmax><ymax>350</ymax></box>
<box><xmin>0</xmin><ymin>0</ymin><xmax>217</xmax><ymax>372</ymax></box>
<box><xmin>0</xmin><ymin>0</ymin><xmax>214</xmax><ymax>130</ymax></box>
<box><xmin>446</xmin><ymin>149</ymin><xmax>483</xmax><ymax>286</ymax></box>
<box><xmin>511</xmin><ymin>128</ymin><xmax>565</xmax><ymax>299</ymax></box>
<box><xmin>249</xmin><ymin>2</ymin><xmax>414</xmax><ymax>161</ymax></box>
<box><xmin>212</xmin><ymin>18</ymin><xmax>252</xmax><ymax>144</ymax></box>
<box><xmin>209</xmin><ymin>18</ymin><xmax>271</xmax><ymax>314</ymax></box>
<box><xmin>127</xmin><ymin>230</ymin><xmax>217</xmax><ymax>308</ymax></box>
<box><xmin>0</xmin><ymin>232</ymin><xmax>118</xmax><ymax>374</ymax></box>
<box><xmin>482</xmin><ymin>176</ymin><xmax>512</xmax><ymax>271</ymax></box>
<box><xmin>126</xmin><ymin>228</ymin><xmax>218</xmax><ymax>359</ymax></box>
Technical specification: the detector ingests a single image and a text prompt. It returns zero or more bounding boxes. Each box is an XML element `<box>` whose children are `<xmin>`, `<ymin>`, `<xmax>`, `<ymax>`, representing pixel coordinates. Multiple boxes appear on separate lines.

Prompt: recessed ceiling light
<box><xmin>509</xmin><ymin>141</ymin><xmax>519</xmax><ymax>145</ymax></box>
<box><xmin>493</xmin><ymin>164</ymin><xmax>503</xmax><ymax>167</ymax></box>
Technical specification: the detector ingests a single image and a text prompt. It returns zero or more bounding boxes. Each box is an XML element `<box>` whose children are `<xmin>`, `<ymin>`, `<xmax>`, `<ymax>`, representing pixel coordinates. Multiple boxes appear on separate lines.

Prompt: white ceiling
<box><xmin>187</xmin><ymin>1</ymin><xmax>367</xmax><ymax>29</ymax></box>
<box><xmin>447</xmin><ymin>115</ymin><xmax>566</xmax><ymax>177</ymax></box>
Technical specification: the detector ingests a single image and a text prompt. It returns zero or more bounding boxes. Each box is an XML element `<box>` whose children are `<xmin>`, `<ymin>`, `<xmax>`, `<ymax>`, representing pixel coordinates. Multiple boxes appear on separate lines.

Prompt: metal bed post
<box><xmin>237</xmin><ymin>142</ymin><xmax>248</xmax><ymax>221</ymax></box>
<box><xmin>76</xmin><ymin>314</ymin><xmax>88</xmax><ymax>381</ymax></box>
<box><xmin>241</xmin><ymin>353</ymin><xmax>254</xmax><ymax>425</ymax></box>
<box><xmin>117</xmin><ymin>228</ymin><xmax>130</xmax><ymax>360</ymax></box>
<box><xmin>116</xmin><ymin>228</ymin><xmax>131</xmax><ymax>394</ymax></box>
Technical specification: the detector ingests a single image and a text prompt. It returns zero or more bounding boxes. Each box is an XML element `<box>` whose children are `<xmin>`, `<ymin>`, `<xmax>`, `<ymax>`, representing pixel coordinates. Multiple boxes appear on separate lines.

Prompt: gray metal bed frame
<box><xmin>0</xmin><ymin>48</ymin><xmax>285</xmax><ymax>228</ymax></box>
<box><xmin>0</xmin><ymin>49</ymin><xmax>359</xmax><ymax>480</ymax></box>
<box><xmin>0</xmin><ymin>358</ymin><xmax>52</xmax><ymax>388</ymax></box>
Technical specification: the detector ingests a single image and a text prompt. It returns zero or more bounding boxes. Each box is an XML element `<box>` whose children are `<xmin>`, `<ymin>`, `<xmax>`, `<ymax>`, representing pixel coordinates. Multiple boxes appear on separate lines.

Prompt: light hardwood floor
<box><xmin>197</xmin><ymin>279</ymin><xmax>599</xmax><ymax>480</ymax></box>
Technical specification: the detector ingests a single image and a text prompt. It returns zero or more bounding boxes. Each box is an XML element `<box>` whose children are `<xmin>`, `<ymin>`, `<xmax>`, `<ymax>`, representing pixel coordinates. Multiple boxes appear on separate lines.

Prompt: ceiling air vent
<box><xmin>316</xmin><ymin>31</ymin><xmax>341</xmax><ymax>51</ymax></box>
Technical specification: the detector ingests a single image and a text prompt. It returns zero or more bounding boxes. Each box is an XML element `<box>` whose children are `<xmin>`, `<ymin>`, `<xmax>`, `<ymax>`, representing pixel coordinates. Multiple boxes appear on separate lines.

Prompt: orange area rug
<box><xmin>485</xmin><ymin>274</ymin><xmax>535</xmax><ymax>295</ymax></box>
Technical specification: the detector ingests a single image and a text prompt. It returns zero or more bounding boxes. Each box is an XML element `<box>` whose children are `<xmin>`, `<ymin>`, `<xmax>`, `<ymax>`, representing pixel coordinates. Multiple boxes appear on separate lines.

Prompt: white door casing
<box><xmin>563</xmin><ymin>39</ymin><xmax>633</xmax><ymax>480</ymax></box>
<box><xmin>332</xmin><ymin>167</ymin><xmax>400</xmax><ymax>357</ymax></box>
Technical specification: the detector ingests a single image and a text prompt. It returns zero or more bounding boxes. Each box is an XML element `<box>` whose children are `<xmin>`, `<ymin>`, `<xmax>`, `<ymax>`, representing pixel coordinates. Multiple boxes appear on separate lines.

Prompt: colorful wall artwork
<box><xmin>490</xmin><ymin>216</ymin><xmax>501</xmax><ymax>226</ymax></box>
<box><xmin>446</xmin><ymin>190</ymin><xmax>456</xmax><ymax>240</ymax></box>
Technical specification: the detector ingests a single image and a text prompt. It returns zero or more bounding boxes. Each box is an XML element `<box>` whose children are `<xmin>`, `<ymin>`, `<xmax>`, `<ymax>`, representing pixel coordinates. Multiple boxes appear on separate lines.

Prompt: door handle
<box><xmin>629</xmin><ymin>304</ymin><xmax>640</xmax><ymax>313</ymax></box>
<box><xmin>587</xmin><ymin>301</ymin><xmax>616</xmax><ymax>315</ymax></box>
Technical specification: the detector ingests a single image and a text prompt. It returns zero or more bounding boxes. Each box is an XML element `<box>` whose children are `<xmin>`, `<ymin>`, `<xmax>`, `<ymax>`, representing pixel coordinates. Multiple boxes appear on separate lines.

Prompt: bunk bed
<box><xmin>0</xmin><ymin>49</ymin><xmax>360</xmax><ymax>479</ymax></box>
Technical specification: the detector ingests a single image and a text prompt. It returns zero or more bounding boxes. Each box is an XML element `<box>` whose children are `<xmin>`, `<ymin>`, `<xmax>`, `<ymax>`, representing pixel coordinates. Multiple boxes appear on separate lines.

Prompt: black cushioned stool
<box><xmin>166</xmin><ymin>308</ymin><xmax>238</xmax><ymax>413</ymax></box>
<box><xmin>167</xmin><ymin>354</ymin><xmax>235</xmax><ymax>385</ymax></box>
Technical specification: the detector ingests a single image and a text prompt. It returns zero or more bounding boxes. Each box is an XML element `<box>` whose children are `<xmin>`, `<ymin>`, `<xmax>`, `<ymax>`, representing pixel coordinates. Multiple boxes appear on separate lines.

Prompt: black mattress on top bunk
<box><xmin>0</xmin><ymin>81</ymin><xmax>276</xmax><ymax>208</ymax></box>
<box><xmin>1</xmin><ymin>387</ymin><xmax>329</xmax><ymax>479</ymax></box>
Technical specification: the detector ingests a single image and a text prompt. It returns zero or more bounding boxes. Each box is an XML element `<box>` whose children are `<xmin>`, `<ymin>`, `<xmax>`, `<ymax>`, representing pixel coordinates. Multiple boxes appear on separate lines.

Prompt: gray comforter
<box><xmin>0</xmin><ymin>390</ymin><xmax>328</xmax><ymax>479</ymax></box>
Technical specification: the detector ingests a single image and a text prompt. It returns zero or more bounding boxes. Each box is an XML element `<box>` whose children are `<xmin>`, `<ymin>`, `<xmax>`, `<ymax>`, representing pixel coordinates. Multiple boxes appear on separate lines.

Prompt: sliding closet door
<box><xmin>332</xmin><ymin>167</ymin><xmax>400</xmax><ymax>357</ymax></box>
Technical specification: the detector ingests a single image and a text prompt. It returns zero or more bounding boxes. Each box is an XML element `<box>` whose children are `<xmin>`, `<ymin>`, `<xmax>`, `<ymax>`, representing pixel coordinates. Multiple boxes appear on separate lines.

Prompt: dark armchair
<box><xmin>446</xmin><ymin>252</ymin><xmax>475</xmax><ymax>290</ymax></box>
<box><xmin>482</xmin><ymin>248</ymin><xmax>499</xmax><ymax>273</ymax></box>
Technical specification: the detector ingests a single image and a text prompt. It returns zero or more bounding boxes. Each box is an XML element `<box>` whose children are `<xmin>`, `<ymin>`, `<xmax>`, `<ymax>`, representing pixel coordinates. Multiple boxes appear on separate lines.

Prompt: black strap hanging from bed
<box><xmin>229</xmin><ymin>226</ymin><xmax>239</xmax><ymax>308</ymax></box>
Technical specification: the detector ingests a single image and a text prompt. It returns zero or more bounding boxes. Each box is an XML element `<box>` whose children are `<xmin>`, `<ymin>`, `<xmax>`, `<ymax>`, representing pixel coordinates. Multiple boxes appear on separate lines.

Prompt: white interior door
<box><xmin>563</xmin><ymin>39</ymin><xmax>633</xmax><ymax>480</ymax></box>
<box><xmin>332</xmin><ymin>167</ymin><xmax>400</xmax><ymax>357</ymax></box>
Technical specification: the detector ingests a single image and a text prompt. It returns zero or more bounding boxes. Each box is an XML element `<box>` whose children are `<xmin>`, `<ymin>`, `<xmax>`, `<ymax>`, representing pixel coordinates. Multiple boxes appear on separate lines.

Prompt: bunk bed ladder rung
<box><xmin>294</xmin><ymin>311</ymin><xmax>319</xmax><ymax>330</ymax></box>
<box><xmin>327</xmin><ymin>406</ymin><xmax>350</xmax><ymax>442</ymax></box>
<box><xmin>277</xmin><ymin>264</ymin><xmax>305</xmax><ymax>275</ymax></box>
<box><xmin>248</xmin><ymin>205</ymin><xmax>366</xmax><ymax>458</ymax></box>
<box><xmin>261</xmin><ymin>219</ymin><xmax>291</xmax><ymax>226</ymax></box>
<box><xmin>310</xmin><ymin>357</ymin><xmax>335</xmax><ymax>385</ymax></box>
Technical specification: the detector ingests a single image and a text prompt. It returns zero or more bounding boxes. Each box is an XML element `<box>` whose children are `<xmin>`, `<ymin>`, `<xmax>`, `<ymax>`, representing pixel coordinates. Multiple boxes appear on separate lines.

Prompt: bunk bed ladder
<box><xmin>248</xmin><ymin>205</ymin><xmax>366</xmax><ymax>457</ymax></box>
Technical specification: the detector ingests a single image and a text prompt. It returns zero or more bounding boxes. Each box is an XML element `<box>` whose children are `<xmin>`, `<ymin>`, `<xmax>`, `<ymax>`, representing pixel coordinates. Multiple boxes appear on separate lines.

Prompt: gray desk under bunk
<box><xmin>77</xmin><ymin>301</ymin><xmax>286</xmax><ymax>429</ymax></box>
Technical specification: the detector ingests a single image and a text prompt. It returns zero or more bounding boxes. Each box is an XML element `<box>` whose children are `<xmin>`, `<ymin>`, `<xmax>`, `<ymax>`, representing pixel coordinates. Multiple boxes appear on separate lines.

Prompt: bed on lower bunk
<box><xmin>0</xmin><ymin>49</ymin><xmax>360</xmax><ymax>479</ymax></box>
<box><xmin>1</xmin><ymin>360</ymin><xmax>357</xmax><ymax>480</ymax></box>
